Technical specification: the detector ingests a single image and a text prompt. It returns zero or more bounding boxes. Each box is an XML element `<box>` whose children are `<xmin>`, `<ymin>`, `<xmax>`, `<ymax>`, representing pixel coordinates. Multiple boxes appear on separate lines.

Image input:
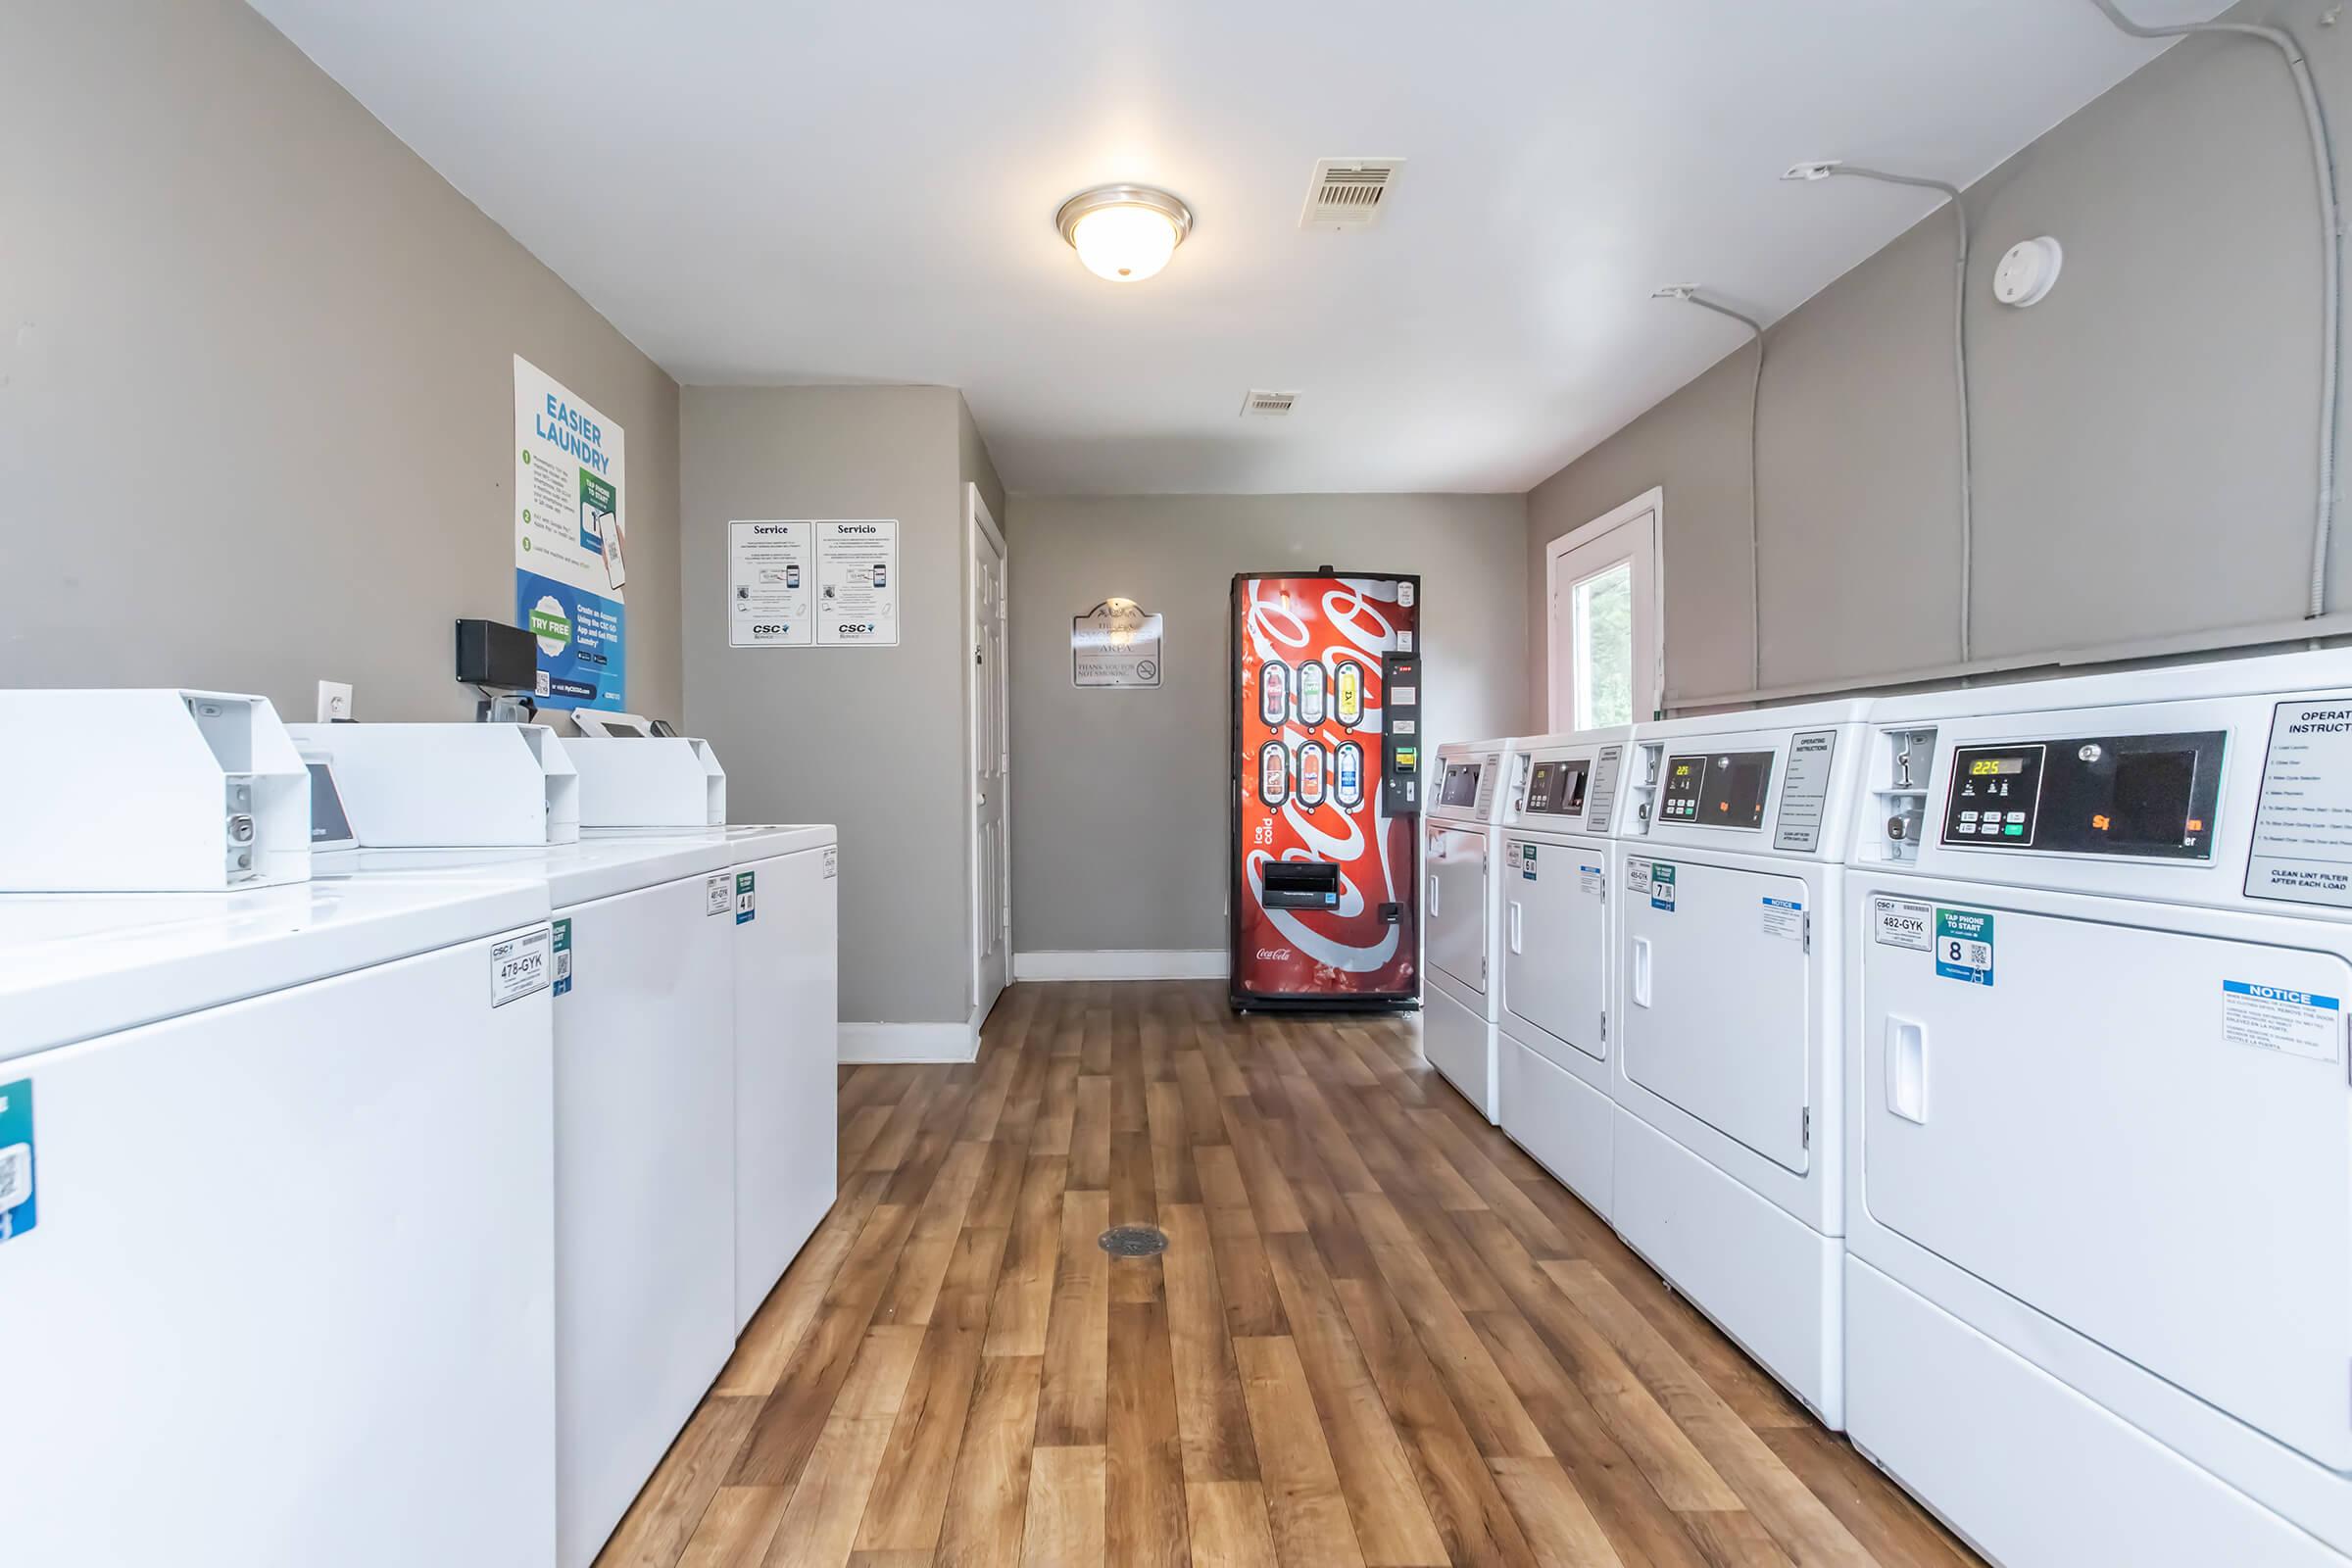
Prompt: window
<box><xmin>1546</xmin><ymin>489</ymin><xmax>1661</xmax><ymax>733</ymax></box>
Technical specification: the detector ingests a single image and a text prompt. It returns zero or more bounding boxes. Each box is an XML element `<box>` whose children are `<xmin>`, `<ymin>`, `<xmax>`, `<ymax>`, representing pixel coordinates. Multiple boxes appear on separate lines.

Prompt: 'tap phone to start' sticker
<box><xmin>553</xmin><ymin>917</ymin><xmax>574</xmax><ymax>998</ymax></box>
<box><xmin>0</xmin><ymin>1078</ymin><xmax>35</xmax><ymax>1245</ymax></box>
<box><xmin>735</xmin><ymin>869</ymin><xmax>758</xmax><ymax>924</ymax></box>
<box><xmin>1934</xmin><ymin>907</ymin><xmax>1995</xmax><ymax>986</ymax></box>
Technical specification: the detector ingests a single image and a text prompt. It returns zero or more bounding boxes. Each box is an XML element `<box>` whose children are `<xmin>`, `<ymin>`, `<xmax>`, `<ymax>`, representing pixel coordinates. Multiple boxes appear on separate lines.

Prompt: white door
<box><xmin>1621</xmin><ymin>858</ymin><xmax>1811</xmax><ymax>1173</ymax></box>
<box><xmin>1426</xmin><ymin>822</ymin><xmax>1489</xmax><ymax>995</ymax></box>
<box><xmin>1860</xmin><ymin>892</ymin><xmax>2352</xmax><ymax>1469</ymax></box>
<box><xmin>1548</xmin><ymin>489</ymin><xmax>1661</xmax><ymax>731</ymax></box>
<box><xmin>1500</xmin><ymin>831</ymin><xmax>1609</xmax><ymax>1063</ymax></box>
<box><xmin>970</xmin><ymin>489</ymin><xmax>1010</xmax><ymax>1022</ymax></box>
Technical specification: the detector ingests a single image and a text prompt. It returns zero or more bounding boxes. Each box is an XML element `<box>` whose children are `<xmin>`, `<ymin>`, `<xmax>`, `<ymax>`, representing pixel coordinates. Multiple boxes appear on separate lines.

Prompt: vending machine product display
<box><xmin>1230</xmin><ymin>570</ymin><xmax>1422</xmax><ymax>1009</ymax></box>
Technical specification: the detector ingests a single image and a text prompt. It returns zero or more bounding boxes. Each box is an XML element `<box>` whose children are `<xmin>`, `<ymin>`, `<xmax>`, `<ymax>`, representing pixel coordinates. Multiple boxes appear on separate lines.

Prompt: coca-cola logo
<box><xmin>1254</xmin><ymin>948</ymin><xmax>1293</xmax><ymax>961</ymax></box>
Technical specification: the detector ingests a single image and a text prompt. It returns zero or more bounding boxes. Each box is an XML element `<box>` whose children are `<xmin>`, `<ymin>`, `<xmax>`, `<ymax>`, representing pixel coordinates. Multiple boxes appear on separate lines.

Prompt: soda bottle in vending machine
<box><xmin>1335</xmin><ymin>661</ymin><xmax>1363</xmax><ymax>727</ymax></box>
<box><xmin>1297</xmin><ymin>662</ymin><xmax>1327</xmax><ymax>726</ymax></box>
<box><xmin>1260</xmin><ymin>662</ymin><xmax>1290</xmax><ymax>727</ymax></box>
<box><xmin>1258</xmin><ymin>741</ymin><xmax>1289</xmax><ymax>806</ymax></box>
<box><xmin>1335</xmin><ymin>742</ymin><xmax>1364</xmax><ymax>808</ymax></box>
<box><xmin>1298</xmin><ymin>742</ymin><xmax>1327</xmax><ymax>808</ymax></box>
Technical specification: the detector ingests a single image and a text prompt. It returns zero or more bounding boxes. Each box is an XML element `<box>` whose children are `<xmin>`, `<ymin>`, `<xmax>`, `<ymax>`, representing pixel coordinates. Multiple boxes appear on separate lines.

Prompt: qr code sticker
<box><xmin>0</xmin><ymin>1144</ymin><xmax>30</xmax><ymax>1210</ymax></box>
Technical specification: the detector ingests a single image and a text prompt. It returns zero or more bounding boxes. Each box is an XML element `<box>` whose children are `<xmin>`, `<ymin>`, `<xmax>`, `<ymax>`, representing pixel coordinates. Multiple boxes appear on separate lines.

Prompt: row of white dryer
<box><xmin>0</xmin><ymin>693</ymin><xmax>839</xmax><ymax>1568</ymax></box>
<box><xmin>1422</xmin><ymin>650</ymin><xmax>2352</xmax><ymax>1568</ymax></box>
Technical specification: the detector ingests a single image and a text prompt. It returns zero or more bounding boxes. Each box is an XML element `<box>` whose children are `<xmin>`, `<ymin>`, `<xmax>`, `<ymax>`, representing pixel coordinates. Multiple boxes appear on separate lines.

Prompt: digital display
<box><xmin>1969</xmin><ymin>757</ymin><xmax>2027</xmax><ymax>776</ymax></box>
<box><xmin>1658</xmin><ymin>751</ymin><xmax>1773</xmax><ymax>829</ymax></box>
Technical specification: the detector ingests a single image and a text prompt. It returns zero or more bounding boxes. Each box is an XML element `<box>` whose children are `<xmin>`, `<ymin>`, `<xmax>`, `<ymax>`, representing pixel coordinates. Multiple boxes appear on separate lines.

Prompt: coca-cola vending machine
<box><xmin>1230</xmin><ymin>569</ymin><xmax>1423</xmax><ymax>1010</ymax></box>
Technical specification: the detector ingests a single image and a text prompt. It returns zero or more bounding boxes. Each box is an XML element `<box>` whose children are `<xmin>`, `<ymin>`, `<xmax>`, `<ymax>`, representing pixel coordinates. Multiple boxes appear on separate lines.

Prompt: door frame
<box><xmin>965</xmin><ymin>483</ymin><xmax>1011</xmax><ymax>1020</ymax></box>
<box><xmin>1545</xmin><ymin>486</ymin><xmax>1664</xmax><ymax>731</ymax></box>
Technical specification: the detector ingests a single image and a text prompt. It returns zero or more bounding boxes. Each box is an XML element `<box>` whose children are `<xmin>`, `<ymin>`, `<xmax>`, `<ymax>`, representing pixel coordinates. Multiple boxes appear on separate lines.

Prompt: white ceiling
<box><xmin>251</xmin><ymin>0</ymin><xmax>2215</xmax><ymax>496</ymax></box>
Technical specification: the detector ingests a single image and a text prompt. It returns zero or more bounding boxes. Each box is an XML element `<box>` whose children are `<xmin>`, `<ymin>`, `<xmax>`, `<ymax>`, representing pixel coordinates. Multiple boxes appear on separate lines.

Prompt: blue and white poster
<box><xmin>514</xmin><ymin>355</ymin><xmax>627</xmax><ymax>711</ymax></box>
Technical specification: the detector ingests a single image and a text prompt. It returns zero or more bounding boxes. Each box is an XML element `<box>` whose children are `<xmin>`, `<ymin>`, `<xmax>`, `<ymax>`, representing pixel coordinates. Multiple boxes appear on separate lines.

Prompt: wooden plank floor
<box><xmin>597</xmin><ymin>980</ymin><xmax>1984</xmax><ymax>1568</ymax></box>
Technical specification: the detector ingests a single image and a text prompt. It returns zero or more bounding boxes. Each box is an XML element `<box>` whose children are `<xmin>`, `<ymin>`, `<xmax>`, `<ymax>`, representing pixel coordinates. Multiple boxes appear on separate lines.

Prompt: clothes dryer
<box><xmin>1423</xmin><ymin>737</ymin><xmax>1527</xmax><ymax>1120</ymax></box>
<box><xmin>1611</xmin><ymin>701</ymin><xmax>1869</xmax><ymax>1426</ymax></box>
<box><xmin>1494</xmin><ymin>726</ymin><xmax>1636</xmax><ymax>1217</ymax></box>
<box><xmin>1843</xmin><ymin>653</ymin><xmax>2352</xmax><ymax>1566</ymax></box>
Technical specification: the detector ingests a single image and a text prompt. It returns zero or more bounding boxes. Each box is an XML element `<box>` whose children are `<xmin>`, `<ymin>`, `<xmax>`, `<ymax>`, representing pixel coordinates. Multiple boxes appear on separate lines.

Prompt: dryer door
<box><xmin>1500</xmin><ymin>833</ymin><xmax>1607</xmax><ymax>1064</ymax></box>
<box><xmin>1426</xmin><ymin>823</ymin><xmax>1488</xmax><ymax>995</ymax></box>
<box><xmin>1620</xmin><ymin>857</ymin><xmax>1811</xmax><ymax>1173</ymax></box>
<box><xmin>1860</xmin><ymin>893</ymin><xmax>2352</xmax><ymax>1470</ymax></box>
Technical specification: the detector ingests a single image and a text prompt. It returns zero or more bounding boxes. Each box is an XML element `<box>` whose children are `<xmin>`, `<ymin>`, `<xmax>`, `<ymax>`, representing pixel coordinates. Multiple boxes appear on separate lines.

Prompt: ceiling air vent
<box><xmin>1242</xmin><ymin>389</ymin><xmax>1300</xmax><ymax>416</ymax></box>
<box><xmin>1300</xmin><ymin>159</ymin><xmax>1404</xmax><ymax>229</ymax></box>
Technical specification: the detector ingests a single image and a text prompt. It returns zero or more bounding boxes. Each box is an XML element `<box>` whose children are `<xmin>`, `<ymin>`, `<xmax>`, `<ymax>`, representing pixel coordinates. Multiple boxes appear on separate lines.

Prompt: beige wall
<box><xmin>1</xmin><ymin>0</ymin><xmax>682</xmax><ymax>726</ymax></box>
<box><xmin>680</xmin><ymin>385</ymin><xmax>1002</xmax><ymax>1026</ymax></box>
<box><xmin>1529</xmin><ymin>0</ymin><xmax>2346</xmax><ymax>714</ymax></box>
<box><xmin>1005</xmin><ymin>494</ymin><xmax>1528</xmax><ymax>956</ymax></box>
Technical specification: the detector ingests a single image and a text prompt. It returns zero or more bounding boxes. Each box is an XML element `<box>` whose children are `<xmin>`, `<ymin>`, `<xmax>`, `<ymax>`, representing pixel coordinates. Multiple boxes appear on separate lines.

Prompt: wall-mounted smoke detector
<box><xmin>1300</xmin><ymin>159</ymin><xmax>1404</xmax><ymax>230</ymax></box>
<box><xmin>1241</xmin><ymin>389</ymin><xmax>1300</xmax><ymax>416</ymax></box>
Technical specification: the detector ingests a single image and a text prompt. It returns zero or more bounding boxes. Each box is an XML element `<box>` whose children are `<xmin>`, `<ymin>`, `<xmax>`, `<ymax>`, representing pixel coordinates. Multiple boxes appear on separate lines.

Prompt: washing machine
<box><xmin>1842</xmin><ymin>652</ymin><xmax>2352</xmax><ymax>1566</ymax></box>
<box><xmin>293</xmin><ymin>725</ymin><xmax>739</xmax><ymax>1568</ymax></box>
<box><xmin>0</xmin><ymin>695</ymin><xmax>560</xmax><ymax>1568</ymax></box>
<box><xmin>591</xmin><ymin>822</ymin><xmax>836</xmax><ymax>1331</ymax></box>
<box><xmin>1494</xmin><ymin>725</ymin><xmax>1637</xmax><ymax>1218</ymax></box>
<box><xmin>1423</xmin><ymin>737</ymin><xmax>1527</xmax><ymax>1120</ymax></box>
<box><xmin>571</xmin><ymin>738</ymin><xmax>839</xmax><ymax>1331</ymax></box>
<box><xmin>1609</xmin><ymin>700</ymin><xmax>1869</xmax><ymax>1427</ymax></box>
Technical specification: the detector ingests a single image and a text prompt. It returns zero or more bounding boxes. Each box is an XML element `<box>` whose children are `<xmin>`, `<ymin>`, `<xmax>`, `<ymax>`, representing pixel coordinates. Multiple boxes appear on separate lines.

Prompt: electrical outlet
<box><xmin>316</xmin><ymin>680</ymin><xmax>354</xmax><ymax>724</ymax></box>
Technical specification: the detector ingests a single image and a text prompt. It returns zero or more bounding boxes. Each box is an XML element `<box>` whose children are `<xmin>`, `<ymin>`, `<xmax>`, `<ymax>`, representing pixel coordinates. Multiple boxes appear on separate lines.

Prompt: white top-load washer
<box><xmin>1494</xmin><ymin>725</ymin><xmax>1637</xmax><ymax>1219</ymax></box>
<box><xmin>0</xmin><ymin>862</ymin><xmax>560</xmax><ymax>1564</ymax></box>
<box><xmin>292</xmin><ymin>724</ymin><xmax>739</xmax><ymax>1568</ymax></box>
<box><xmin>1423</xmin><ymin>737</ymin><xmax>1527</xmax><ymax>1120</ymax></box>
<box><xmin>1609</xmin><ymin>699</ymin><xmax>1869</xmax><ymax>1427</ymax></box>
<box><xmin>1842</xmin><ymin>651</ymin><xmax>2352</xmax><ymax>1568</ymax></box>
<box><xmin>574</xmin><ymin>740</ymin><xmax>839</xmax><ymax>1332</ymax></box>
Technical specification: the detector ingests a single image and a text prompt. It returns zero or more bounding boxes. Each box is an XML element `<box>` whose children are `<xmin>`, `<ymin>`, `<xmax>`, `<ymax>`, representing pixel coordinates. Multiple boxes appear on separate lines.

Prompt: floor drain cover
<box><xmin>1099</xmin><ymin>1224</ymin><xmax>1168</xmax><ymax>1258</ymax></box>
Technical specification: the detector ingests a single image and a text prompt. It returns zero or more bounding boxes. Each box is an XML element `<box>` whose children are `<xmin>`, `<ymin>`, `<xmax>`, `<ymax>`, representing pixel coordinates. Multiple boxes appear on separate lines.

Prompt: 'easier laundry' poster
<box><xmin>514</xmin><ymin>355</ymin><xmax>627</xmax><ymax>711</ymax></box>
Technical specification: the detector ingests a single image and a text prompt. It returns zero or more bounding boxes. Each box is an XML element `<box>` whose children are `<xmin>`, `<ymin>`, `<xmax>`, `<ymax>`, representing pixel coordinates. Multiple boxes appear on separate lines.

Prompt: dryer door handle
<box><xmin>1631</xmin><ymin>936</ymin><xmax>1652</xmax><ymax>1008</ymax></box>
<box><xmin>1427</xmin><ymin>874</ymin><xmax>1440</xmax><ymax>917</ymax></box>
<box><xmin>1886</xmin><ymin>1014</ymin><xmax>1928</xmax><ymax>1123</ymax></box>
<box><xmin>1507</xmin><ymin>900</ymin><xmax>1523</xmax><ymax>955</ymax></box>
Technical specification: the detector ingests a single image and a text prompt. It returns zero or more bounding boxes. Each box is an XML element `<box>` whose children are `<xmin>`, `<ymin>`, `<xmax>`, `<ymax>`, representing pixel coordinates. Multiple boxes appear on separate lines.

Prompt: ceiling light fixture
<box><xmin>1055</xmin><ymin>185</ymin><xmax>1193</xmax><ymax>282</ymax></box>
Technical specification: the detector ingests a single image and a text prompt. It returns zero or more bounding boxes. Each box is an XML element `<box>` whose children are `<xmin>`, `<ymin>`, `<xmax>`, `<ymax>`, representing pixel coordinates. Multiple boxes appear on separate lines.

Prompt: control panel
<box><xmin>1524</xmin><ymin>758</ymin><xmax>1592</xmax><ymax>819</ymax></box>
<box><xmin>1658</xmin><ymin>750</ymin><xmax>1774</xmax><ymax>829</ymax></box>
<box><xmin>1438</xmin><ymin>761</ymin><xmax>1483</xmax><ymax>808</ymax></box>
<box><xmin>1938</xmin><ymin>730</ymin><xmax>2224</xmax><ymax>859</ymax></box>
<box><xmin>1383</xmin><ymin>651</ymin><xmax>1421</xmax><ymax>814</ymax></box>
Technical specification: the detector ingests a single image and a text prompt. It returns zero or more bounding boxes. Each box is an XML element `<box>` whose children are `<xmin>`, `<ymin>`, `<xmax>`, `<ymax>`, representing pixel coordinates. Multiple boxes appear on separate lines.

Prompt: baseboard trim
<box><xmin>1013</xmin><ymin>949</ymin><xmax>1229</xmax><ymax>982</ymax></box>
<box><xmin>838</xmin><ymin>1020</ymin><xmax>979</xmax><ymax>1064</ymax></box>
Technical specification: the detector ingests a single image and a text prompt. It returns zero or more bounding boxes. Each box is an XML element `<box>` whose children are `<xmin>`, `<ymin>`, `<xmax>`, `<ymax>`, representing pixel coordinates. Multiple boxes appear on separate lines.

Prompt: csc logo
<box><xmin>839</xmin><ymin>622</ymin><xmax>875</xmax><ymax>635</ymax></box>
<box><xmin>753</xmin><ymin>624</ymin><xmax>787</xmax><ymax>635</ymax></box>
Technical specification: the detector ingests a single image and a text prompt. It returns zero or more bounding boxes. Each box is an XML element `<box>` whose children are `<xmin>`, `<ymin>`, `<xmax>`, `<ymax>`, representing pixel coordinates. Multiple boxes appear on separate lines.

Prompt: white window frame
<box><xmin>1544</xmin><ymin>486</ymin><xmax>1664</xmax><ymax>732</ymax></box>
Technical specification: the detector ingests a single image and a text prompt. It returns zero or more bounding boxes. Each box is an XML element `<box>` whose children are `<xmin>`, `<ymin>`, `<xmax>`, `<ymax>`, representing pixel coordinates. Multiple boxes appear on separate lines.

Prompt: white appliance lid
<box><xmin>0</xmin><ymin>876</ymin><xmax>552</xmax><ymax>1057</ymax></box>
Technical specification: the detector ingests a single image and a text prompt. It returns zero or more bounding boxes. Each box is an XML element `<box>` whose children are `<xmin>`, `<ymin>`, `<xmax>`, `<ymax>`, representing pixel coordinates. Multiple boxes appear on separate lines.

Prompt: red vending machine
<box><xmin>1230</xmin><ymin>569</ymin><xmax>1423</xmax><ymax>1010</ymax></box>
